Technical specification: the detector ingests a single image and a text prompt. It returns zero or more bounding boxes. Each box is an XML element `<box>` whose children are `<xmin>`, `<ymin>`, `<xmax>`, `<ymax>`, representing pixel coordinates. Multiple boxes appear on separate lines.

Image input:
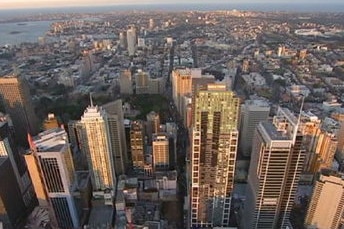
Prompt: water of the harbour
<box><xmin>0</xmin><ymin>3</ymin><xmax>343</xmax><ymax>46</ymax></box>
<box><xmin>0</xmin><ymin>20</ymin><xmax>53</xmax><ymax>46</ymax></box>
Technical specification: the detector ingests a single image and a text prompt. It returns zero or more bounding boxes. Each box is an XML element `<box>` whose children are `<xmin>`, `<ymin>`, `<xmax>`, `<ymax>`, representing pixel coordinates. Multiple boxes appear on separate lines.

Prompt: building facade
<box><xmin>127</xmin><ymin>26</ymin><xmax>137</xmax><ymax>56</ymax></box>
<box><xmin>0</xmin><ymin>115</ymin><xmax>37</xmax><ymax>228</ymax></box>
<box><xmin>299</xmin><ymin>112</ymin><xmax>337</xmax><ymax>176</ymax></box>
<box><xmin>78</xmin><ymin>104</ymin><xmax>116</xmax><ymax>192</ymax></box>
<box><xmin>189</xmin><ymin>84</ymin><xmax>240</xmax><ymax>228</ymax></box>
<box><xmin>243</xmin><ymin>108</ymin><xmax>305</xmax><ymax>229</ymax></box>
<box><xmin>102</xmin><ymin>100</ymin><xmax>128</xmax><ymax>175</ymax></box>
<box><xmin>135</xmin><ymin>70</ymin><xmax>149</xmax><ymax>94</ymax></box>
<box><xmin>146</xmin><ymin>111</ymin><xmax>160</xmax><ymax>143</ymax></box>
<box><xmin>239</xmin><ymin>99</ymin><xmax>270</xmax><ymax>157</ymax></box>
<box><xmin>0</xmin><ymin>76</ymin><xmax>39</xmax><ymax>146</ymax></box>
<box><xmin>152</xmin><ymin>133</ymin><xmax>169</xmax><ymax>171</ymax></box>
<box><xmin>119</xmin><ymin>70</ymin><xmax>133</xmax><ymax>95</ymax></box>
<box><xmin>172</xmin><ymin>68</ymin><xmax>192</xmax><ymax>116</ymax></box>
<box><xmin>26</xmin><ymin>128</ymin><xmax>79</xmax><ymax>229</ymax></box>
<box><xmin>305</xmin><ymin>170</ymin><xmax>344</xmax><ymax>229</ymax></box>
<box><xmin>0</xmin><ymin>157</ymin><xmax>31</xmax><ymax>229</ymax></box>
<box><xmin>130</xmin><ymin>121</ymin><xmax>145</xmax><ymax>170</ymax></box>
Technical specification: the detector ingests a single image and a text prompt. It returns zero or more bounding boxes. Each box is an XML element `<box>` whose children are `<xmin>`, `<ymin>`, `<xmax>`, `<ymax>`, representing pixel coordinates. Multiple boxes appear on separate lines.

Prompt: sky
<box><xmin>1</xmin><ymin>0</ymin><xmax>344</xmax><ymax>9</ymax></box>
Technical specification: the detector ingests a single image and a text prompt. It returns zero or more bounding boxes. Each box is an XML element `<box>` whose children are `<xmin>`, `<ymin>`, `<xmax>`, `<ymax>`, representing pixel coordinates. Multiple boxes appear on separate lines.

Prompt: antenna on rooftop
<box><xmin>90</xmin><ymin>92</ymin><xmax>94</xmax><ymax>107</ymax></box>
<box><xmin>293</xmin><ymin>95</ymin><xmax>305</xmax><ymax>144</ymax></box>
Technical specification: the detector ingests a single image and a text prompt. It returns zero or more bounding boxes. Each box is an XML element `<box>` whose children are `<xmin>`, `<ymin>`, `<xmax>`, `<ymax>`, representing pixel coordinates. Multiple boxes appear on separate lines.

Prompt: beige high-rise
<box><xmin>119</xmin><ymin>70</ymin><xmax>133</xmax><ymax>95</ymax></box>
<box><xmin>172</xmin><ymin>68</ymin><xmax>215</xmax><ymax>126</ymax></box>
<box><xmin>152</xmin><ymin>133</ymin><xmax>169</xmax><ymax>171</ymax></box>
<box><xmin>127</xmin><ymin>26</ymin><xmax>137</xmax><ymax>56</ymax></box>
<box><xmin>0</xmin><ymin>76</ymin><xmax>39</xmax><ymax>146</ymax></box>
<box><xmin>172</xmin><ymin>68</ymin><xmax>192</xmax><ymax>115</ymax></box>
<box><xmin>135</xmin><ymin>70</ymin><xmax>149</xmax><ymax>94</ymax></box>
<box><xmin>305</xmin><ymin>170</ymin><xmax>344</xmax><ymax>229</ymax></box>
<box><xmin>331</xmin><ymin>113</ymin><xmax>344</xmax><ymax>162</ymax></box>
<box><xmin>299</xmin><ymin>112</ymin><xmax>337</xmax><ymax>174</ymax></box>
<box><xmin>146</xmin><ymin>111</ymin><xmax>160</xmax><ymax>143</ymax></box>
<box><xmin>189</xmin><ymin>83</ymin><xmax>239</xmax><ymax>228</ymax></box>
<box><xmin>78</xmin><ymin>105</ymin><xmax>116</xmax><ymax>191</ymax></box>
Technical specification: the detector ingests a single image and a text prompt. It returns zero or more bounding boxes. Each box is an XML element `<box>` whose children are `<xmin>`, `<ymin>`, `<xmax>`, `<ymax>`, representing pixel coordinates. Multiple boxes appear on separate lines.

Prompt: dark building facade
<box><xmin>0</xmin><ymin>158</ymin><xmax>29</xmax><ymax>229</ymax></box>
<box><xmin>0</xmin><ymin>76</ymin><xmax>39</xmax><ymax>146</ymax></box>
<box><xmin>0</xmin><ymin>118</ymin><xmax>37</xmax><ymax>229</ymax></box>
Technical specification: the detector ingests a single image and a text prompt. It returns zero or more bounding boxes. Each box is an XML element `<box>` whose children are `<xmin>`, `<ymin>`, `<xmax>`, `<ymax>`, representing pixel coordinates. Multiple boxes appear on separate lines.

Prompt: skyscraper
<box><xmin>26</xmin><ymin>128</ymin><xmax>79</xmax><ymax>229</ymax></box>
<box><xmin>189</xmin><ymin>84</ymin><xmax>240</xmax><ymax>228</ymax></box>
<box><xmin>0</xmin><ymin>157</ymin><xmax>30</xmax><ymax>229</ymax></box>
<box><xmin>299</xmin><ymin>111</ymin><xmax>322</xmax><ymax>174</ymax></box>
<box><xmin>135</xmin><ymin>70</ymin><xmax>149</xmax><ymax>94</ymax></box>
<box><xmin>127</xmin><ymin>26</ymin><xmax>137</xmax><ymax>56</ymax></box>
<box><xmin>119</xmin><ymin>69</ymin><xmax>133</xmax><ymax>95</ymax></box>
<box><xmin>299</xmin><ymin>112</ymin><xmax>337</xmax><ymax>177</ymax></box>
<box><xmin>148</xmin><ymin>18</ymin><xmax>154</xmax><ymax>30</ymax></box>
<box><xmin>311</xmin><ymin>131</ymin><xmax>337</xmax><ymax>172</ymax></box>
<box><xmin>239</xmin><ymin>99</ymin><xmax>270</xmax><ymax>157</ymax></box>
<box><xmin>102</xmin><ymin>100</ymin><xmax>128</xmax><ymax>175</ymax></box>
<box><xmin>0</xmin><ymin>75</ymin><xmax>39</xmax><ymax>146</ymax></box>
<box><xmin>119</xmin><ymin>32</ymin><xmax>127</xmax><ymax>49</ymax></box>
<box><xmin>152</xmin><ymin>133</ymin><xmax>169</xmax><ymax>171</ymax></box>
<box><xmin>331</xmin><ymin>113</ymin><xmax>344</xmax><ymax>163</ymax></box>
<box><xmin>172</xmin><ymin>68</ymin><xmax>192</xmax><ymax>115</ymax></box>
<box><xmin>146</xmin><ymin>111</ymin><xmax>160</xmax><ymax>143</ymax></box>
<box><xmin>78</xmin><ymin>103</ymin><xmax>116</xmax><ymax>192</ymax></box>
<box><xmin>185</xmin><ymin>73</ymin><xmax>215</xmax><ymax>128</ymax></box>
<box><xmin>172</xmin><ymin>68</ymin><xmax>215</xmax><ymax>127</ymax></box>
<box><xmin>67</xmin><ymin>120</ymin><xmax>83</xmax><ymax>151</ymax></box>
<box><xmin>130</xmin><ymin>121</ymin><xmax>145</xmax><ymax>170</ymax></box>
<box><xmin>0</xmin><ymin>115</ymin><xmax>37</xmax><ymax>225</ymax></box>
<box><xmin>242</xmin><ymin>107</ymin><xmax>305</xmax><ymax>229</ymax></box>
<box><xmin>305</xmin><ymin>170</ymin><xmax>344</xmax><ymax>229</ymax></box>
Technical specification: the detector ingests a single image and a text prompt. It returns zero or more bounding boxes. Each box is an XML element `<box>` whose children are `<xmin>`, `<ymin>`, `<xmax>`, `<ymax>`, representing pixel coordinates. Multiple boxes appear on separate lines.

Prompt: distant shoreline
<box><xmin>0</xmin><ymin>3</ymin><xmax>344</xmax><ymax>16</ymax></box>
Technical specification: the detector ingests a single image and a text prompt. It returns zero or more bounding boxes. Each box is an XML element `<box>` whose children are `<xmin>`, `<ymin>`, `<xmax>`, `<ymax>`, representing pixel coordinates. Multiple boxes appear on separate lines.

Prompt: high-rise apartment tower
<box><xmin>189</xmin><ymin>84</ymin><xmax>240</xmax><ymax>228</ymax></box>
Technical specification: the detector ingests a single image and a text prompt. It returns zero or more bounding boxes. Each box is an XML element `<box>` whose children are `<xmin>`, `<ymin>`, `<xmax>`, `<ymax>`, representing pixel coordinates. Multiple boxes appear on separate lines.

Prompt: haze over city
<box><xmin>1</xmin><ymin>0</ymin><xmax>344</xmax><ymax>9</ymax></box>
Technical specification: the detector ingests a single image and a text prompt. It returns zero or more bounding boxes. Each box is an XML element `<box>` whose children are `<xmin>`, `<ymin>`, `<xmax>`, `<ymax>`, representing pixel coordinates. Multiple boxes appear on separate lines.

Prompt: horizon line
<box><xmin>1</xmin><ymin>2</ymin><xmax>344</xmax><ymax>11</ymax></box>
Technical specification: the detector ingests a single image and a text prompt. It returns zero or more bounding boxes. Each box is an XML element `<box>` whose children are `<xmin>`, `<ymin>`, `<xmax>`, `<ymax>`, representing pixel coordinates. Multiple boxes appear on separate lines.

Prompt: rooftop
<box><xmin>132</xmin><ymin>202</ymin><xmax>160</xmax><ymax>225</ymax></box>
<box><xmin>245</xmin><ymin>99</ymin><xmax>270</xmax><ymax>108</ymax></box>
<box><xmin>320</xmin><ymin>169</ymin><xmax>344</xmax><ymax>180</ymax></box>
<box><xmin>156</xmin><ymin>170</ymin><xmax>177</xmax><ymax>180</ymax></box>
<box><xmin>33</xmin><ymin>127</ymin><xmax>68</xmax><ymax>152</ymax></box>
<box><xmin>88</xmin><ymin>200</ymin><xmax>114</xmax><ymax>228</ymax></box>
<box><xmin>173</xmin><ymin>67</ymin><xmax>191</xmax><ymax>76</ymax></box>
<box><xmin>259</xmin><ymin>121</ymin><xmax>290</xmax><ymax>141</ymax></box>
